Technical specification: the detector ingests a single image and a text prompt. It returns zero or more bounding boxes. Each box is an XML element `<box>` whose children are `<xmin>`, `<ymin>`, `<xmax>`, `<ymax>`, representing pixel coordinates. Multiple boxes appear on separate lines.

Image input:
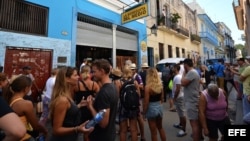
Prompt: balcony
<box><xmin>157</xmin><ymin>17</ymin><xmax>178</xmax><ymax>34</ymax></box>
<box><xmin>191</xmin><ymin>34</ymin><xmax>201</xmax><ymax>44</ymax></box>
<box><xmin>176</xmin><ymin>25</ymin><xmax>189</xmax><ymax>39</ymax></box>
<box><xmin>158</xmin><ymin>17</ymin><xmax>189</xmax><ymax>39</ymax></box>
<box><xmin>233</xmin><ymin>0</ymin><xmax>244</xmax><ymax>30</ymax></box>
<box><xmin>199</xmin><ymin>31</ymin><xmax>218</xmax><ymax>46</ymax></box>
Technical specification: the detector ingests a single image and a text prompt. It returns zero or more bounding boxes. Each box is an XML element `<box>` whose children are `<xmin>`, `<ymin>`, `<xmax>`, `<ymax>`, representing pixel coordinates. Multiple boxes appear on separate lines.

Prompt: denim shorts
<box><xmin>145</xmin><ymin>101</ymin><xmax>163</xmax><ymax>120</ymax></box>
<box><xmin>242</xmin><ymin>94</ymin><xmax>250</xmax><ymax>124</ymax></box>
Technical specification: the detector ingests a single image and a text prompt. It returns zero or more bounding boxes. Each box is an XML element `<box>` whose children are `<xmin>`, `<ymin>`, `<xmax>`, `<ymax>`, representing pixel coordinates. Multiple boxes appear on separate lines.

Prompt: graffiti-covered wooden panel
<box><xmin>4</xmin><ymin>47</ymin><xmax>52</xmax><ymax>102</ymax></box>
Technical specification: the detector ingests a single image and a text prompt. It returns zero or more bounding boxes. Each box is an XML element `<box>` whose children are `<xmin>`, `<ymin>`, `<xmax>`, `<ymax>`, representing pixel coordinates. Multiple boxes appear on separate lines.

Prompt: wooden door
<box><xmin>4</xmin><ymin>47</ymin><xmax>52</xmax><ymax>102</ymax></box>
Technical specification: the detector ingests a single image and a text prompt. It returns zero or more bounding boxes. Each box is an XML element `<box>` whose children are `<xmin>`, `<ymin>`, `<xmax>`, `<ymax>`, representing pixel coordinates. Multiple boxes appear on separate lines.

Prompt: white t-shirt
<box><xmin>44</xmin><ymin>76</ymin><xmax>56</xmax><ymax>99</ymax></box>
<box><xmin>172</xmin><ymin>74</ymin><xmax>184</xmax><ymax>98</ymax></box>
<box><xmin>179</xmin><ymin>64</ymin><xmax>185</xmax><ymax>76</ymax></box>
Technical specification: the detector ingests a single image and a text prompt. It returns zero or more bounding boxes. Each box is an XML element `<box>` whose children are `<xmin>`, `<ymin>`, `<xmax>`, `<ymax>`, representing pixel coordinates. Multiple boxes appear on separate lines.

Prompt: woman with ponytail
<box><xmin>3</xmin><ymin>75</ymin><xmax>48</xmax><ymax>141</ymax></box>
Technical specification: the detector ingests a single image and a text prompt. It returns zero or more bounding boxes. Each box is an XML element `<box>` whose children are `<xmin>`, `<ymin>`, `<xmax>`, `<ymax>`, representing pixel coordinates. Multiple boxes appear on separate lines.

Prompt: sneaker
<box><xmin>173</xmin><ymin>123</ymin><xmax>183</xmax><ymax>129</ymax></box>
<box><xmin>177</xmin><ymin>130</ymin><xmax>187</xmax><ymax>137</ymax></box>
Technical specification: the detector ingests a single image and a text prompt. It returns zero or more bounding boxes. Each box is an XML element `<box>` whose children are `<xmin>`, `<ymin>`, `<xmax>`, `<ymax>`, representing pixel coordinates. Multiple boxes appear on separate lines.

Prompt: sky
<box><xmin>184</xmin><ymin>0</ymin><xmax>245</xmax><ymax>45</ymax></box>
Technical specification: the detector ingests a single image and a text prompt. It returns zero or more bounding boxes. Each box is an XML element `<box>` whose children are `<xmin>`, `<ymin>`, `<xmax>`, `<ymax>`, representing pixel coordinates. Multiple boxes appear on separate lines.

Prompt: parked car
<box><xmin>156</xmin><ymin>58</ymin><xmax>185</xmax><ymax>72</ymax></box>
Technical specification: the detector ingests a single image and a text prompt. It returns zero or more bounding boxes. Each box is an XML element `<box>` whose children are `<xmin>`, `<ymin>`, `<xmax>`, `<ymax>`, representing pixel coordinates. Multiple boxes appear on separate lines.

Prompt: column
<box><xmin>112</xmin><ymin>24</ymin><xmax>117</xmax><ymax>68</ymax></box>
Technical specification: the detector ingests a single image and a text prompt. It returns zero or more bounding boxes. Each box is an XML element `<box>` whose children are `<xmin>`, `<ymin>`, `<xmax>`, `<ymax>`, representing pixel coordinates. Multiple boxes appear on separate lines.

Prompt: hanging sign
<box><xmin>121</xmin><ymin>3</ymin><xmax>148</xmax><ymax>24</ymax></box>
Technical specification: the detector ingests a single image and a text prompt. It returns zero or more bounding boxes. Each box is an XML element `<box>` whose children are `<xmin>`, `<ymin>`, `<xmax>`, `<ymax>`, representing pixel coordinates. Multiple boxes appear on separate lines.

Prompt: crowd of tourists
<box><xmin>0</xmin><ymin>56</ymin><xmax>249</xmax><ymax>141</ymax></box>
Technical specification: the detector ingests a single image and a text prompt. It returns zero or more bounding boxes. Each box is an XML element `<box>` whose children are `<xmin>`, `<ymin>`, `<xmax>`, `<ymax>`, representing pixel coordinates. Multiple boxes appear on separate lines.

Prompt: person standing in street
<box><xmin>49</xmin><ymin>67</ymin><xmax>93</xmax><ymax>141</ymax></box>
<box><xmin>240</xmin><ymin>60</ymin><xmax>250</xmax><ymax>124</ymax></box>
<box><xmin>86</xmin><ymin>59</ymin><xmax>118</xmax><ymax>141</ymax></box>
<box><xmin>22</xmin><ymin>66</ymin><xmax>41</xmax><ymax>103</ymax></box>
<box><xmin>0</xmin><ymin>73</ymin><xmax>9</xmax><ymax>96</ymax></box>
<box><xmin>0</xmin><ymin>96</ymin><xmax>26</xmax><ymax>140</ymax></box>
<box><xmin>199</xmin><ymin>84</ymin><xmax>231</xmax><ymax>141</ymax></box>
<box><xmin>39</xmin><ymin>68</ymin><xmax>58</xmax><ymax>126</ymax></box>
<box><xmin>130</xmin><ymin>63</ymin><xmax>146</xmax><ymax>141</ymax></box>
<box><xmin>213</xmin><ymin>59</ymin><xmax>225</xmax><ymax>90</ymax></box>
<box><xmin>172</xmin><ymin>64</ymin><xmax>187</xmax><ymax>137</ymax></box>
<box><xmin>143</xmin><ymin>67</ymin><xmax>166</xmax><ymax>141</ymax></box>
<box><xmin>181</xmin><ymin>58</ymin><xmax>201</xmax><ymax>141</ymax></box>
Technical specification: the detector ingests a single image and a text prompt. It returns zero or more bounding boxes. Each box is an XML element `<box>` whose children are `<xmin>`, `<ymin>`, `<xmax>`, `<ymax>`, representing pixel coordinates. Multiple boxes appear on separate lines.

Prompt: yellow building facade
<box><xmin>146</xmin><ymin>0</ymin><xmax>201</xmax><ymax>66</ymax></box>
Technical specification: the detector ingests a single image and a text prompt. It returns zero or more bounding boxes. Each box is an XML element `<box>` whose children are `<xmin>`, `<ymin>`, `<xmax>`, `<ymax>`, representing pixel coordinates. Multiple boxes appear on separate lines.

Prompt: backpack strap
<box><xmin>81</xmin><ymin>80</ymin><xmax>90</xmax><ymax>91</ymax></box>
<box><xmin>91</xmin><ymin>81</ymin><xmax>94</xmax><ymax>91</ymax></box>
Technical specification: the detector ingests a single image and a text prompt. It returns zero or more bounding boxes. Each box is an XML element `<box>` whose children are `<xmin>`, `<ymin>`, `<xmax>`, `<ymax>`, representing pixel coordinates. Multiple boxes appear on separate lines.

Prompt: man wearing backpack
<box><xmin>119</xmin><ymin>67</ymin><xmax>140</xmax><ymax>141</ymax></box>
<box><xmin>130</xmin><ymin>63</ymin><xmax>146</xmax><ymax>141</ymax></box>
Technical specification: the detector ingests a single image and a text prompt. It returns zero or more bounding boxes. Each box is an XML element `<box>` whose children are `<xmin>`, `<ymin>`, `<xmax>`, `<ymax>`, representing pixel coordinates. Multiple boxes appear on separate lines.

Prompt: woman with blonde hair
<box><xmin>3</xmin><ymin>75</ymin><xmax>48</xmax><ymax>140</ymax></box>
<box><xmin>143</xmin><ymin>67</ymin><xmax>166</xmax><ymax>141</ymax></box>
<box><xmin>119</xmin><ymin>66</ymin><xmax>140</xmax><ymax>141</ymax></box>
<box><xmin>74</xmin><ymin>65</ymin><xmax>99</xmax><ymax>141</ymax></box>
<box><xmin>49</xmin><ymin>67</ymin><xmax>93</xmax><ymax>141</ymax></box>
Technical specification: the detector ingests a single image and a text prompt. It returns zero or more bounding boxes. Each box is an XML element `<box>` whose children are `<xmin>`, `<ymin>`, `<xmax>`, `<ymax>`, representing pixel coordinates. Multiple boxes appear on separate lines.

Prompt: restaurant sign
<box><xmin>121</xmin><ymin>3</ymin><xmax>148</xmax><ymax>24</ymax></box>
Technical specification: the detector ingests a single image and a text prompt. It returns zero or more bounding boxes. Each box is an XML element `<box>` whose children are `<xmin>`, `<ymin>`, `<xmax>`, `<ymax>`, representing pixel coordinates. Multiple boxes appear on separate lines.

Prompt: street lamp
<box><xmin>150</xmin><ymin>24</ymin><xmax>157</xmax><ymax>36</ymax></box>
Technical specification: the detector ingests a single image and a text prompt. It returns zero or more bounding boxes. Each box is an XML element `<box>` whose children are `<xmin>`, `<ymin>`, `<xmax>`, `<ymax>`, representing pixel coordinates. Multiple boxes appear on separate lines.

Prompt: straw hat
<box><xmin>236</xmin><ymin>49</ymin><xmax>243</xmax><ymax>59</ymax></box>
<box><xmin>130</xmin><ymin>63</ymin><xmax>137</xmax><ymax>70</ymax></box>
<box><xmin>112</xmin><ymin>68</ymin><xmax>122</xmax><ymax>77</ymax></box>
<box><xmin>141</xmin><ymin>63</ymin><xmax>149</xmax><ymax>68</ymax></box>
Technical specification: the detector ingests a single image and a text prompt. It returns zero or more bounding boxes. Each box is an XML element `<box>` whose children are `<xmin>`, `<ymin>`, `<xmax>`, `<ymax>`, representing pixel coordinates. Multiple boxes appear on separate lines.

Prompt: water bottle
<box><xmin>36</xmin><ymin>135</ymin><xmax>45</xmax><ymax>141</ymax></box>
<box><xmin>85</xmin><ymin>109</ymin><xmax>106</xmax><ymax>129</ymax></box>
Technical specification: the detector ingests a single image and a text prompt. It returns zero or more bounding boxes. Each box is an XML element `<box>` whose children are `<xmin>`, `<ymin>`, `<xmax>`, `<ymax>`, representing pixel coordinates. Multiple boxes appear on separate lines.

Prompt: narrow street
<box><xmin>115</xmin><ymin>82</ymin><xmax>241</xmax><ymax>141</ymax></box>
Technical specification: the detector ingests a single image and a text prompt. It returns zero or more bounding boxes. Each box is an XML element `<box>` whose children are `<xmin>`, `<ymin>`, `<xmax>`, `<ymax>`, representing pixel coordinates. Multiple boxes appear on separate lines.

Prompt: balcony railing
<box><xmin>191</xmin><ymin>34</ymin><xmax>201</xmax><ymax>43</ymax></box>
<box><xmin>176</xmin><ymin>25</ymin><xmax>189</xmax><ymax>37</ymax></box>
<box><xmin>158</xmin><ymin>17</ymin><xmax>189</xmax><ymax>38</ymax></box>
<box><xmin>199</xmin><ymin>32</ymin><xmax>218</xmax><ymax>46</ymax></box>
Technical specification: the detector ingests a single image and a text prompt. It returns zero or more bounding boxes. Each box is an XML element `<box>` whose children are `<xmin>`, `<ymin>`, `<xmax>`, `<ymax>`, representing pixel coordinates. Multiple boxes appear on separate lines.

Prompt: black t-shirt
<box><xmin>89</xmin><ymin>83</ymin><xmax>118</xmax><ymax>141</ymax></box>
<box><xmin>0</xmin><ymin>97</ymin><xmax>13</xmax><ymax>118</ymax></box>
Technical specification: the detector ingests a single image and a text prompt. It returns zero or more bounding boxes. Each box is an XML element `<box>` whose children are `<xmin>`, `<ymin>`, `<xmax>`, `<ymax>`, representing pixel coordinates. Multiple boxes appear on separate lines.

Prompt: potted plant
<box><xmin>170</xmin><ymin>13</ymin><xmax>181</xmax><ymax>28</ymax></box>
<box><xmin>158</xmin><ymin>16</ymin><xmax>165</xmax><ymax>26</ymax></box>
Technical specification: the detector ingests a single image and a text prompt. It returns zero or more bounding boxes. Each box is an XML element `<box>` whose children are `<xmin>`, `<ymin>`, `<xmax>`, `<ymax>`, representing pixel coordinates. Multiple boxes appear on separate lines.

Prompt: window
<box><xmin>182</xmin><ymin>48</ymin><xmax>185</xmax><ymax>58</ymax></box>
<box><xmin>176</xmin><ymin>47</ymin><xmax>180</xmax><ymax>57</ymax></box>
<box><xmin>0</xmin><ymin>0</ymin><xmax>48</xmax><ymax>36</ymax></box>
<box><xmin>168</xmin><ymin>45</ymin><xmax>172</xmax><ymax>58</ymax></box>
<box><xmin>159</xmin><ymin>43</ymin><xmax>164</xmax><ymax>60</ymax></box>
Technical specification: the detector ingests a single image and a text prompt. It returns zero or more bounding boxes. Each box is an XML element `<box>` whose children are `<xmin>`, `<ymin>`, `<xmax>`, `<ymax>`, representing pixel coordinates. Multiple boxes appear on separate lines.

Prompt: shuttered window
<box><xmin>0</xmin><ymin>0</ymin><xmax>48</xmax><ymax>36</ymax></box>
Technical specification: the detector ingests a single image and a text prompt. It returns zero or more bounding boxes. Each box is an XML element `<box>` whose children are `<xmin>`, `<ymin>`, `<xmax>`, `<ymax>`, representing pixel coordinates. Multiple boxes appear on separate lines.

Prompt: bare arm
<box><xmin>239</xmin><ymin>75</ymin><xmax>247</xmax><ymax>82</ymax></box>
<box><xmin>24</xmin><ymin>101</ymin><xmax>48</xmax><ymax>136</ymax></box>
<box><xmin>0</xmin><ymin>113</ymin><xmax>26</xmax><ymax>141</ymax></box>
<box><xmin>87</xmin><ymin>96</ymin><xmax>110</xmax><ymax>128</ymax></box>
<box><xmin>52</xmin><ymin>97</ymin><xmax>76</xmax><ymax>136</ymax></box>
<box><xmin>134</xmin><ymin>81</ymin><xmax>141</xmax><ymax>97</ymax></box>
<box><xmin>142</xmin><ymin>86</ymin><xmax>150</xmax><ymax>115</ymax></box>
<box><xmin>174</xmin><ymin>84</ymin><xmax>181</xmax><ymax>100</ymax></box>
<box><xmin>198</xmin><ymin>93</ymin><xmax>208</xmax><ymax>136</ymax></box>
<box><xmin>181</xmin><ymin>72</ymin><xmax>191</xmax><ymax>86</ymax></box>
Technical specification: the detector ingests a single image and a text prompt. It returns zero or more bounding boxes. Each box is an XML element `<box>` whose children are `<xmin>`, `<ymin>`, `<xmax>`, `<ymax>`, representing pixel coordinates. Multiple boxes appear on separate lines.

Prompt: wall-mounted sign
<box><xmin>140</xmin><ymin>41</ymin><xmax>147</xmax><ymax>52</ymax></box>
<box><xmin>121</xmin><ymin>3</ymin><xmax>148</xmax><ymax>24</ymax></box>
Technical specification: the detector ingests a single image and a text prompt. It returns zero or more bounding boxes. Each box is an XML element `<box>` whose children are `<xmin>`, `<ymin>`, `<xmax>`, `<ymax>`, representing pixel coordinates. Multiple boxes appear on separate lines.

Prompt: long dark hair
<box><xmin>3</xmin><ymin>75</ymin><xmax>32</xmax><ymax>104</ymax></box>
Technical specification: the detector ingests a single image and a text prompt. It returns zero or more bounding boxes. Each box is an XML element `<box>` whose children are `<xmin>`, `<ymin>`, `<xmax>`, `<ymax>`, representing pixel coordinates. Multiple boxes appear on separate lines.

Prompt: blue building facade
<box><xmin>198</xmin><ymin>14</ymin><xmax>219</xmax><ymax>63</ymax></box>
<box><xmin>0</xmin><ymin>0</ymin><xmax>147</xmax><ymax>69</ymax></box>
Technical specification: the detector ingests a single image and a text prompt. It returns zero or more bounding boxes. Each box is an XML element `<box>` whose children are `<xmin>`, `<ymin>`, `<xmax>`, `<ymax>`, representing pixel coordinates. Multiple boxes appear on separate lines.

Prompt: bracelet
<box><xmin>74</xmin><ymin>126</ymin><xmax>78</xmax><ymax>134</ymax></box>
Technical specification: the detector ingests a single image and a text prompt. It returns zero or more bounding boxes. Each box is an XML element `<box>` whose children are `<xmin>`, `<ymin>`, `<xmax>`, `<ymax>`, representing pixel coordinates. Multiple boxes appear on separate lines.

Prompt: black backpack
<box><xmin>120</xmin><ymin>79</ymin><xmax>140</xmax><ymax>110</ymax></box>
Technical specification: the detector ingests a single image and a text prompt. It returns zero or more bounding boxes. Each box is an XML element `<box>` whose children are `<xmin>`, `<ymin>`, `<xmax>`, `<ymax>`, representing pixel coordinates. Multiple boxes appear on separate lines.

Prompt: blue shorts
<box><xmin>145</xmin><ymin>101</ymin><xmax>163</xmax><ymax>120</ymax></box>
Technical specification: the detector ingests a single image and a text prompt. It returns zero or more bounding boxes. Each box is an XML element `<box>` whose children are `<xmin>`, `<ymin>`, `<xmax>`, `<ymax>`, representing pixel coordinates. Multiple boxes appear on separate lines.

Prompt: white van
<box><xmin>156</xmin><ymin>58</ymin><xmax>185</xmax><ymax>72</ymax></box>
